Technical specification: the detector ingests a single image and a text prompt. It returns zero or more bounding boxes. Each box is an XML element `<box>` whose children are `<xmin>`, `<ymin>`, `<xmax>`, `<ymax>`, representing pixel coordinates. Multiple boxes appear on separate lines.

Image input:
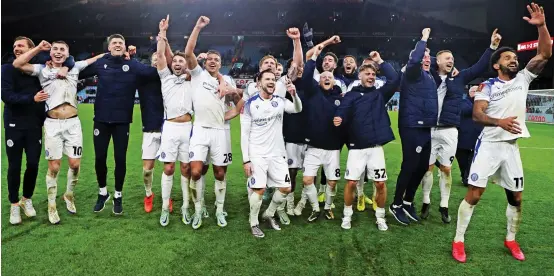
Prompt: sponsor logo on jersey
<box><xmin>252</xmin><ymin>114</ymin><xmax>282</xmax><ymax>126</ymax></box>
<box><xmin>202</xmin><ymin>81</ymin><xmax>218</xmax><ymax>93</ymax></box>
<box><xmin>122</xmin><ymin>65</ymin><xmax>129</xmax><ymax>72</ymax></box>
<box><xmin>490</xmin><ymin>85</ymin><xmax>523</xmax><ymax>101</ymax></box>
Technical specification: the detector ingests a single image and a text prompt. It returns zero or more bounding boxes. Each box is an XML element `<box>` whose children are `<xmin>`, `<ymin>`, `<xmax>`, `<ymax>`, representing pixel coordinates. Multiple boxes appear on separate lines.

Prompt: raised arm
<box><xmin>370</xmin><ymin>51</ymin><xmax>399</xmax><ymax>102</ymax></box>
<box><xmin>1</xmin><ymin>65</ymin><xmax>45</xmax><ymax>104</ymax></box>
<box><xmin>13</xmin><ymin>40</ymin><xmax>51</xmax><ymax>74</ymax></box>
<box><xmin>302</xmin><ymin>46</ymin><xmax>323</xmax><ymax>98</ymax></box>
<box><xmin>305</xmin><ymin>35</ymin><xmax>341</xmax><ymax>61</ymax></box>
<box><xmin>283</xmin><ymin>84</ymin><xmax>302</xmax><ymax>114</ymax></box>
<box><xmin>184</xmin><ymin>16</ymin><xmax>210</xmax><ymax>70</ymax></box>
<box><xmin>524</xmin><ymin>3</ymin><xmax>552</xmax><ymax>75</ymax></box>
<box><xmin>286</xmin><ymin>28</ymin><xmax>303</xmax><ymax>68</ymax></box>
<box><xmin>406</xmin><ymin>28</ymin><xmax>430</xmax><ymax>81</ymax></box>
<box><xmin>460</xmin><ymin>29</ymin><xmax>502</xmax><ymax>83</ymax></box>
<box><xmin>84</xmin><ymin>53</ymin><xmax>106</xmax><ymax>66</ymax></box>
<box><xmin>156</xmin><ymin>15</ymin><xmax>170</xmax><ymax>71</ymax></box>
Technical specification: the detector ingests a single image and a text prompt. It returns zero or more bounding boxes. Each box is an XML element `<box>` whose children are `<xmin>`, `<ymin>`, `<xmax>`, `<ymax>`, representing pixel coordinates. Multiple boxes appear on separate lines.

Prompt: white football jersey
<box><xmin>223</xmin><ymin>75</ymin><xmax>238</xmax><ymax>130</ymax></box>
<box><xmin>190</xmin><ymin>65</ymin><xmax>226</xmax><ymax>129</ymax></box>
<box><xmin>32</xmin><ymin>61</ymin><xmax>89</xmax><ymax>112</ymax></box>
<box><xmin>242</xmin><ymin>76</ymin><xmax>287</xmax><ymax>101</ymax></box>
<box><xmin>436</xmin><ymin>75</ymin><xmax>448</xmax><ymax>122</ymax></box>
<box><xmin>240</xmin><ymin>93</ymin><xmax>302</xmax><ymax>162</ymax></box>
<box><xmin>158</xmin><ymin>68</ymin><xmax>193</xmax><ymax>120</ymax></box>
<box><xmin>475</xmin><ymin>68</ymin><xmax>537</xmax><ymax>142</ymax></box>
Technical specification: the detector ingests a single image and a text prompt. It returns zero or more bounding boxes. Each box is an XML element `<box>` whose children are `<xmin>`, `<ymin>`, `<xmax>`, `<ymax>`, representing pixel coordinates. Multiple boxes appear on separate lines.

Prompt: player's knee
<box><xmin>163</xmin><ymin>163</ymin><xmax>175</xmax><ymax>176</ymax></box>
<box><xmin>440</xmin><ymin>165</ymin><xmax>451</xmax><ymax>175</ymax></box>
<box><xmin>465</xmin><ymin>186</ymin><xmax>484</xmax><ymax>205</ymax></box>
<box><xmin>374</xmin><ymin>181</ymin><xmax>386</xmax><ymax>190</ymax></box>
<box><xmin>213</xmin><ymin>168</ymin><xmax>225</xmax><ymax>181</ymax></box>
<box><xmin>347</xmin><ymin>180</ymin><xmax>357</xmax><ymax>188</ymax></box>
<box><xmin>328</xmin><ymin>180</ymin><xmax>337</xmax><ymax>188</ymax></box>
<box><xmin>428</xmin><ymin>164</ymin><xmax>434</xmax><ymax>171</ymax></box>
<box><xmin>302</xmin><ymin>176</ymin><xmax>314</xmax><ymax>186</ymax></box>
<box><xmin>505</xmin><ymin>190</ymin><xmax>522</xmax><ymax>207</ymax></box>
<box><xmin>180</xmin><ymin>162</ymin><xmax>191</xmax><ymax>175</ymax></box>
<box><xmin>143</xmin><ymin>160</ymin><xmax>155</xmax><ymax>171</ymax></box>
<box><xmin>279</xmin><ymin>187</ymin><xmax>291</xmax><ymax>194</ymax></box>
<box><xmin>48</xmin><ymin>164</ymin><xmax>60</xmax><ymax>176</ymax></box>
<box><xmin>68</xmin><ymin>160</ymin><xmax>80</xmax><ymax>171</ymax></box>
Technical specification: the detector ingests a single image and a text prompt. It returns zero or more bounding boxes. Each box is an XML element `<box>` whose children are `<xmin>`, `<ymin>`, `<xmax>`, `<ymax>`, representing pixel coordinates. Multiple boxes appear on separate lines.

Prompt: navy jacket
<box><xmin>398</xmin><ymin>40</ymin><xmax>437</xmax><ymax>128</ymax></box>
<box><xmin>432</xmin><ymin>47</ymin><xmax>494</xmax><ymax>127</ymax></box>
<box><xmin>335</xmin><ymin>62</ymin><xmax>400</xmax><ymax>149</ymax></box>
<box><xmin>301</xmin><ymin>60</ymin><xmax>345</xmax><ymax>150</ymax></box>
<box><xmin>137</xmin><ymin>76</ymin><xmax>164</xmax><ymax>132</ymax></box>
<box><xmin>79</xmin><ymin>54</ymin><xmax>158</xmax><ymax>124</ymax></box>
<box><xmin>2</xmin><ymin>52</ymin><xmax>75</xmax><ymax>129</ymax></box>
<box><xmin>458</xmin><ymin>96</ymin><xmax>483</xmax><ymax>150</ymax></box>
<box><xmin>283</xmin><ymin>79</ymin><xmax>307</xmax><ymax>144</ymax></box>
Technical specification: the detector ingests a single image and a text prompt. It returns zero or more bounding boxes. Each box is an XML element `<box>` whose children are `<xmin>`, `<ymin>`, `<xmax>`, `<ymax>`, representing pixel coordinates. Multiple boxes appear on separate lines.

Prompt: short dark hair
<box><xmin>490</xmin><ymin>46</ymin><xmax>517</xmax><ymax>71</ymax></box>
<box><xmin>107</xmin><ymin>34</ymin><xmax>125</xmax><ymax>44</ymax></box>
<box><xmin>256</xmin><ymin>68</ymin><xmax>275</xmax><ymax>82</ymax></box>
<box><xmin>14</xmin><ymin>36</ymin><xmax>35</xmax><ymax>48</ymax></box>
<box><xmin>358</xmin><ymin>63</ymin><xmax>378</xmax><ymax>74</ymax></box>
<box><xmin>51</xmin><ymin>40</ymin><xmax>69</xmax><ymax>49</ymax></box>
<box><xmin>206</xmin><ymin>50</ymin><xmax>221</xmax><ymax>59</ymax></box>
<box><xmin>323</xmin><ymin>52</ymin><xmax>338</xmax><ymax>63</ymax></box>
<box><xmin>173</xmin><ymin>51</ymin><xmax>186</xmax><ymax>60</ymax></box>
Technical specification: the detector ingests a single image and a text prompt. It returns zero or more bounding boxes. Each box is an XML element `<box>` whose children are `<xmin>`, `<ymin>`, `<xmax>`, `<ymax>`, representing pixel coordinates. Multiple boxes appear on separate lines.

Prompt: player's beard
<box><xmin>499</xmin><ymin>64</ymin><xmax>518</xmax><ymax>79</ymax></box>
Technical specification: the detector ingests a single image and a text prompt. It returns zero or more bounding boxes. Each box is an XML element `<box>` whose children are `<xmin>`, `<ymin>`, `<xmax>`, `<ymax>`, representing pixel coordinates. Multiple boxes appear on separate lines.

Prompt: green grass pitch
<box><xmin>2</xmin><ymin>104</ymin><xmax>553</xmax><ymax>275</ymax></box>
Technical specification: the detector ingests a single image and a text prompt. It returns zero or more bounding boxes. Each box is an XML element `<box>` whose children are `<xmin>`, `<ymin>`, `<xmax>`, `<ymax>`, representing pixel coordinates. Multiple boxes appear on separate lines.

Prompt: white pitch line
<box><xmin>386</xmin><ymin>142</ymin><xmax>554</xmax><ymax>150</ymax></box>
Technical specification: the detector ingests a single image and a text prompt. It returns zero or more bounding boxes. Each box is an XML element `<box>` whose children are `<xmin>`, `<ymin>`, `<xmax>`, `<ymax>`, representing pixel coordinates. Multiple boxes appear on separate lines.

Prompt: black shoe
<box><xmin>113</xmin><ymin>197</ymin><xmax>123</xmax><ymax>215</ymax></box>
<box><xmin>389</xmin><ymin>204</ymin><xmax>410</xmax><ymax>225</ymax></box>
<box><xmin>94</xmin><ymin>193</ymin><xmax>110</xmax><ymax>213</ymax></box>
<box><xmin>403</xmin><ymin>203</ymin><xmax>421</xmax><ymax>222</ymax></box>
<box><xmin>307</xmin><ymin>210</ymin><xmax>321</xmax><ymax>222</ymax></box>
<box><xmin>420</xmin><ymin>203</ymin><xmax>430</xmax><ymax>219</ymax></box>
<box><xmin>439</xmin><ymin>207</ymin><xmax>451</xmax><ymax>223</ymax></box>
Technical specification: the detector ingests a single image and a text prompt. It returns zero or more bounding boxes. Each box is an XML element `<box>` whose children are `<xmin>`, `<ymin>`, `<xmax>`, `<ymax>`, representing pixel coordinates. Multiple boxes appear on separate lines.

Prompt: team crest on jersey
<box><xmin>104</xmin><ymin>64</ymin><xmax>107</xmax><ymax>69</ymax></box>
<box><xmin>288</xmin><ymin>159</ymin><xmax>293</xmax><ymax>165</ymax></box>
<box><xmin>271</xmin><ymin>101</ymin><xmax>278</xmax><ymax>108</ymax></box>
<box><xmin>122</xmin><ymin>65</ymin><xmax>130</xmax><ymax>72</ymax></box>
<box><xmin>416</xmin><ymin>146</ymin><xmax>422</xmax><ymax>153</ymax></box>
<box><xmin>94</xmin><ymin>129</ymin><xmax>100</xmax><ymax>136</ymax></box>
<box><xmin>6</xmin><ymin>139</ymin><xmax>13</xmax><ymax>147</ymax></box>
<box><xmin>334</xmin><ymin>100</ymin><xmax>341</xmax><ymax>106</ymax></box>
<box><xmin>470</xmin><ymin>173</ymin><xmax>479</xmax><ymax>182</ymax></box>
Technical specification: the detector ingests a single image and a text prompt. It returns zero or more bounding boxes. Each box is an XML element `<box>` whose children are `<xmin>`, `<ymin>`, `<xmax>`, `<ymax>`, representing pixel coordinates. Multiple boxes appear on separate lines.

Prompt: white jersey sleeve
<box><xmin>73</xmin><ymin>61</ymin><xmax>90</xmax><ymax>72</ymax></box>
<box><xmin>158</xmin><ymin>67</ymin><xmax>172</xmax><ymax>80</ymax></box>
<box><xmin>190</xmin><ymin>64</ymin><xmax>203</xmax><ymax>77</ymax></box>
<box><xmin>31</xmin><ymin>64</ymin><xmax>45</xmax><ymax>77</ymax></box>
<box><xmin>284</xmin><ymin>92</ymin><xmax>302</xmax><ymax>114</ymax></box>
<box><xmin>240</xmin><ymin>100</ymin><xmax>253</xmax><ymax>163</ymax></box>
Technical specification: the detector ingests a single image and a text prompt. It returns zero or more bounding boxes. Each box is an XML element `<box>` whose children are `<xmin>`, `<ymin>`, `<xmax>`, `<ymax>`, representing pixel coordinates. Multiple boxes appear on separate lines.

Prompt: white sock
<box><xmin>375</xmin><ymin>207</ymin><xmax>385</xmax><ymax>219</ymax></box>
<box><xmin>114</xmin><ymin>191</ymin><xmax>122</xmax><ymax>198</ymax></box>
<box><xmin>249</xmin><ymin>192</ymin><xmax>263</xmax><ymax>227</ymax></box>
<box><xmin>200</xmin><ymin>175</ymin><xmax>206</xmax><ymax>208</ymax></box>
<box><xmin>318</xmin><ymin>183</ymin><xmax>326</xmax><ymax>194</ymax></box>
<box><xmin>161</xmin><ymin>173</ymin><xmax>173</xmax><ymax>209</ymax></box>
<box><xmin>324</xmin><ymin>185</ymin><xmax>336</xmax><ymax>210</ymax></box>
<box><xmin>343</xmin><ymin>204</ymin><xmax>353</xmax><ymax>218</ymax></box>
<box><xmin>181</xmin><ymin>175</ymin><xmax>190</xmax><ymax>209</ymax></box>
<box><xmin>66</xmin><ymin>167</ymin><xmax>80</xmax><ymax>194</ymax></box>
<box><xmin>356</xmin><ymin>181</ymin><xmax>365</xmax><ymax>197</ymax></box>
<box><xmin>305</xmin><ymin>184</ymin><xmax>320</xmax><ymax>212</ymax></box>
<box><xmin>192</xmin><ymin>177</ymin><xmax>202</xmax><ymax>214</ymax></box>
<box><xmin>247</xmin><ymin>186</ymin><xmax>253</xmax><ymax>198</ymax></box>
<box><xmin>265</xmin><ymin>190</ymin><xmax>287</xmax><ymax>217</ymax></box>
<box><xmin>439</xmin><ymin>170</ymin><xmax>452</xmax><ymax>208</ymax></box>
<box><xmin>454</xmin><ymin>200</ymin><xmax>475</xmax><ymax>242</ymax></box>
<box><xmin>372</xmin><ymin>182</ymin><xmax>376</xmax><ymax>199</ymax></box>
<box><xmin>215</xmin><ymin>179</ymin><xmax>226</xmax><ymax>213</ymax></box>
<box><xmin>46</xmin><ymin>169</ymin><xmax>59</xmax><ymax>204</ymax></box>
<box><xmin>286</xmin><ymin>192</ymin><xmax>295</xmax><ymax>208</ymax></box>
<box><xmin>403</xmin><ymin>200</ymin><xmax>412</xmax><ymax>206</ymax></box>
<box><xmin>421</xmin><ymin>170</ymin><xmax>433</xmax><ymax>204</ymax></box>
<box><xmin>143</xmin><ymin>168</ymin><xmax>153</xmax><ymax>197</ymax></box>
<box><xmin>99</xmin><ymin>187</ymin><xmax>108</xmax><ymax>196</ymax></box>
<box><xmin>506</xmin><ymin>204</ymin><xmax>521</xmax><ymax>241</ymax></box>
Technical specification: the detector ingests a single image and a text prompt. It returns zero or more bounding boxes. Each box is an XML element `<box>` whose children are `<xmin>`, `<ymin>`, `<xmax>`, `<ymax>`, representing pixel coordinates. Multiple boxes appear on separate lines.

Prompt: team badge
<box><xmin>250</xmin><ymin>177</ymin><xmax>256</xmax><ymax>185</ymax></box>
<box><xmin>122</xmin><ymin>65</ymin><xmax>129</xmax><ymax>72</ymax></box>
<box><xmin>416</xmin><ymin>146</ymin><xmax>422</xmax><ymax>153</ymax></box>
<box><xmin>161</xmin><ymin>152</ymin><xmax>166</xmax><ymax>159</ymax></box>
<box><xmin>6</xmin><ymin>139</ymin><xmax>14</xmax><ymax>147</ymax></box>
<box><xmin>288</xmin><ymin>159</ymin><xmax>293</xmax><ymax>165</ymax></box>
<box><xmin>470</xmin><ymin>173</ymin><xmax>479</xmax><ymax>182</ymax></box>
<box><xmin>334</xmin><ymin>100</ymin><xmax>340</xmax><ymax>106</ymax></box>
<box><xmin>104</xmin><ymin>64</ymin><xmax>107</xmax><ymax>69</ymax></box>
<box><xmin>94</xmin><ymin>129</ymin><xmax>100</xmax><ymax>136</ymax></box>
<box><xmin>189</xmin><ymin>152</ymin><xmax>194</xmax><ymax>159</ymax></box>
<box><xmin>271</xmin><ymin>101</ymin><xmax>278</xmax><ymax>107</ymax></box>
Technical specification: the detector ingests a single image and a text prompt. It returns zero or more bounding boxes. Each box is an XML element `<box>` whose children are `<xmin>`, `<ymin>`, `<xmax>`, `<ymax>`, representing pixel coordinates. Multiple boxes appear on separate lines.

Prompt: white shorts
<box><xmin>468</xmin><ymin>140</ymin><xmax>524</xmax><ymax>192</ymax></box>
<box><xmin>345</xmin><ymin>146</ymin><xmax>387</xmax><ymax>181</ymax></box>
<box><xmin>429</xmin><ymin>127</ymin><xmax>458</xmax><ymax>167</ymax></box>
<box><xmin>189</xmin><ymin>126</ymin><xmax>231</xmax><ymax>166</ymax></box>
<box><xmin>286</xmin><ymin>143</ymin><xmax>307</xmax><ymax>169</ymax></box>
<box><xmin>44</xmin><ymin>117</ymin><xmax>83</xmax><ymax>160</ymax></box>
<box><xmin>157</xmin><ymin>121</ymin><xmax>192</xmax><ymax>163</ymax></box>
<box><xmin>142</xmin><ymin>132</ymin><xmax>161</xmax><ymax>160</ymax></box>
<box><xmin>302</xmin><ymin>147</ymin><xmax>341</xmax><ymax>180</ymax></box>
<box><xmin>247</xmin><ymin>156</ymin><xmax>291</xmax><ymax>189</ymax></box>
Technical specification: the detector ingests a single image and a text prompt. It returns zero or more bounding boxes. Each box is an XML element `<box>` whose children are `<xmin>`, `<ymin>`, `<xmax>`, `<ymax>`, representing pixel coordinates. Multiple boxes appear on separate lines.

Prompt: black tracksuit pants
<box><xmin>93</xmin><ymin>122</ymin><xmax>130</xmax><ymax>192</ymax></box>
